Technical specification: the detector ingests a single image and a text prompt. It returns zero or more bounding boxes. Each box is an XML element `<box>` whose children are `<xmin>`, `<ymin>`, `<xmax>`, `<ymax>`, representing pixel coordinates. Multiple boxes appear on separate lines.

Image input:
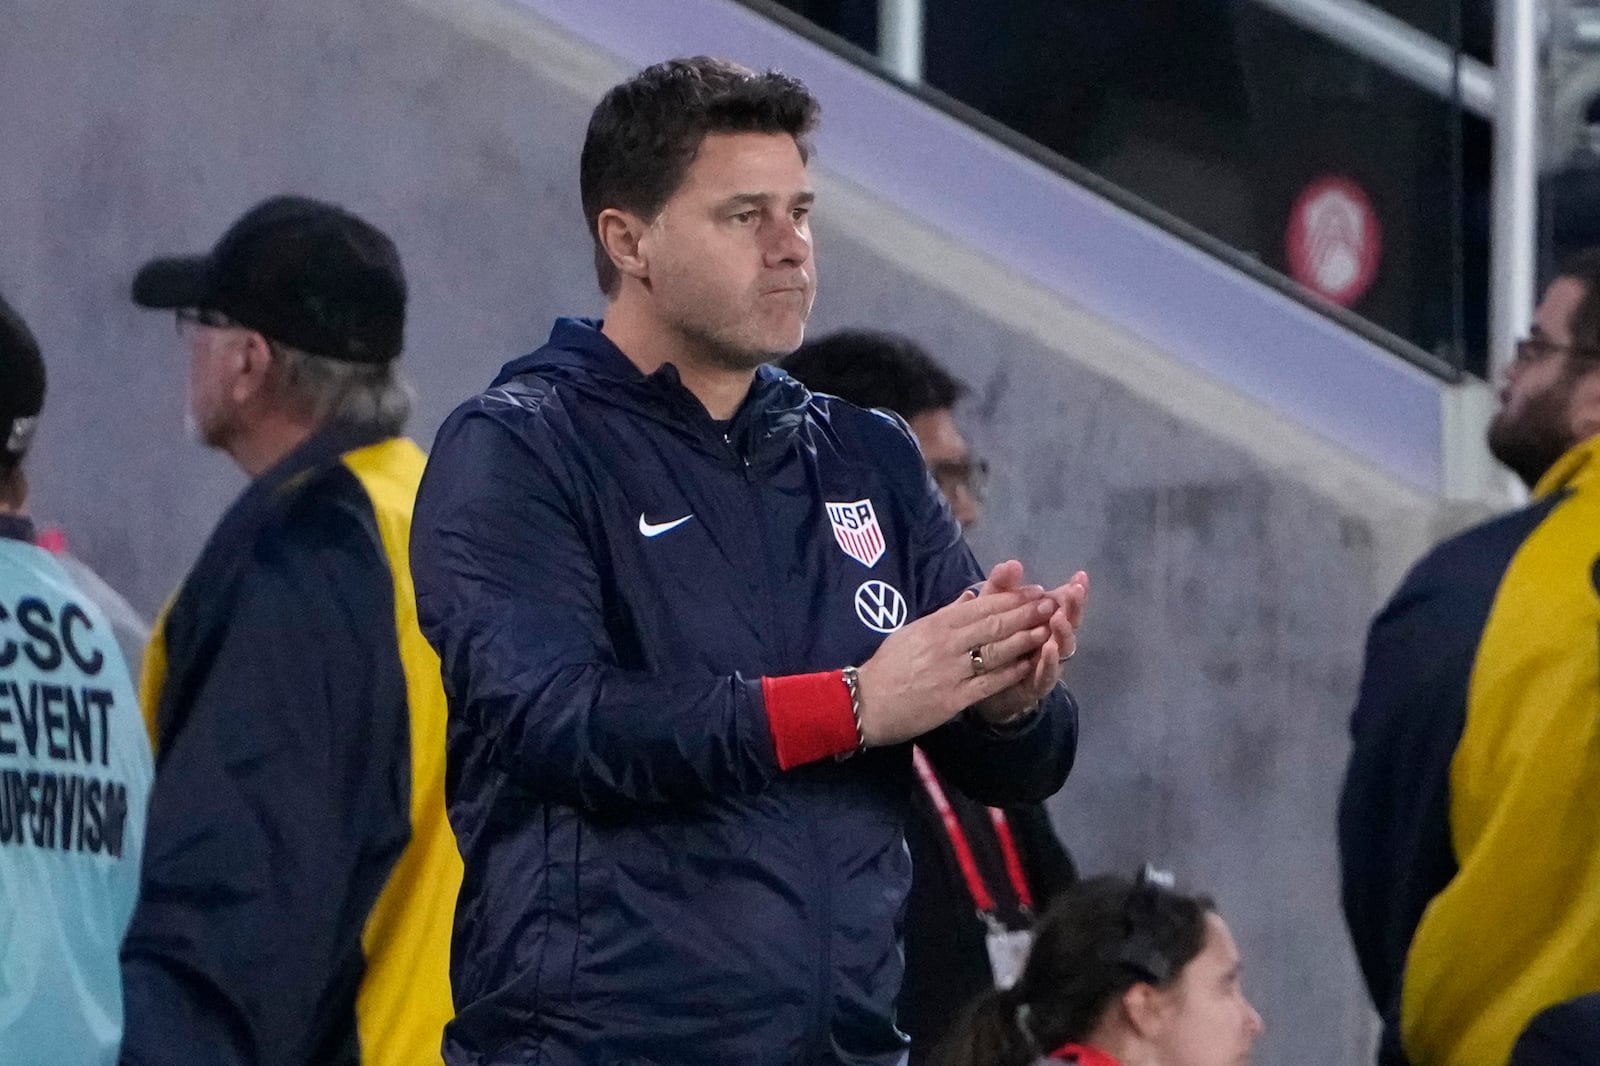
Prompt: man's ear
<box><xmin>1567</xmin><ymin>364</ymin><xmax>1600</xmax><ymax>442</ymax></box>
<box><xmin>597</xmin><ymin>207</ymin><xmax>652</xmax><ymax>285</ymax></box>
<box><xmin>228</xmin><ymin>330</ymin><xmax>277</xmax><ymax>406</ymax></box>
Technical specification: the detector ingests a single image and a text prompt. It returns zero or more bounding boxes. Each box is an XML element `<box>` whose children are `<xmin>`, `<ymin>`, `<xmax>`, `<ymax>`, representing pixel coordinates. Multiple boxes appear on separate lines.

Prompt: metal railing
<box><xmin>878</xmin><ymin>0</ymin><xmax>922</xmax><ymax>83</ymax></box>
<box><xmin>875</xmin><ymin>0</ymin><xmax>1492</xmax><ymax>116</ymax></box>
<box><xmin>874</xmin><ymin>0</ymin><xmax>1540</xmax><ymax>382</ymax></box>
<box><xmin>1250</xmin><ymin>0</ymin><xmax>1495</xmax><ymax>119</ymax></box>
<box><xmin>1492</xmin><ymin>0</ymin><xmax>1540</xmax><ymax>383</ymax></box>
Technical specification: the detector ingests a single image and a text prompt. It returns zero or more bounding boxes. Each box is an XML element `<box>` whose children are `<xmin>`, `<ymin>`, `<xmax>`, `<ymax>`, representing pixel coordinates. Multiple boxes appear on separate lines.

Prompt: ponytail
<box><xmin>932</xmin><ymin>985</ymin><xmax>1040</xmax><ymax>1066</ymax></box>
<box><xmin>928</xmin><ymin>874</ymin><xmax>1214</xmax><ymax>1066</ymax></box>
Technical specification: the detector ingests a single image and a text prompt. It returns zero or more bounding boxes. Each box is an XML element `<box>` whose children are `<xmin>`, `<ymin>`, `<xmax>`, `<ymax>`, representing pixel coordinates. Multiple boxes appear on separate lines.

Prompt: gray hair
<box><xmin>268</xmin><ymin>342</ymin><xmax>413</xmax><ymax>437</ymax></box>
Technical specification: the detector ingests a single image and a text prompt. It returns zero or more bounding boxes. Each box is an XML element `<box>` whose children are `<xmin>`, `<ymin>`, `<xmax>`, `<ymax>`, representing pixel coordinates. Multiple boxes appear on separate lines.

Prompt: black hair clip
<box><xmin>1115</xmin><ymin>863</ymin><xmax>1177</xmax><ymax>984</ymax></box>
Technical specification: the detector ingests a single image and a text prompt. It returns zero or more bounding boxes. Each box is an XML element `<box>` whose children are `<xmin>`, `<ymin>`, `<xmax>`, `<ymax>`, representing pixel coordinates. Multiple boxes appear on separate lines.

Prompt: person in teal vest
<box><xmin>0</xmin><ymin>289</ymin><xmax>152</xmax><ymax>1064</ymax></box>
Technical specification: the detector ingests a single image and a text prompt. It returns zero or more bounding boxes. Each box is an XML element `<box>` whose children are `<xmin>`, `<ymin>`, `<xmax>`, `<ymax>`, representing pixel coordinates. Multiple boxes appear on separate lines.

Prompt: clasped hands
<box><xmin>854</xmin><ymin>559</ymin><xmax>1089</xmax><ymax>748</ymax></box>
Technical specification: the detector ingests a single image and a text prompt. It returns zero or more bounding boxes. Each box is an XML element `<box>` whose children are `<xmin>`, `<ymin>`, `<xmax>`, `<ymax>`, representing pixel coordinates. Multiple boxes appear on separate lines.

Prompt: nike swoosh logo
<box><xmin>639</xmin><ymin>513</ymin><xmax>694</xmax><ymax>538</ymax></box>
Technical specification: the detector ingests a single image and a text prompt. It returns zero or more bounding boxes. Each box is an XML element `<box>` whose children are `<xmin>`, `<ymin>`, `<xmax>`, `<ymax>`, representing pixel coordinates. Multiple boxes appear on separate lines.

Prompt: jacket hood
<box><xmin>492</xmin><ymin>318</ymin><xmax>811</xmax><ymax>464</ymax></box>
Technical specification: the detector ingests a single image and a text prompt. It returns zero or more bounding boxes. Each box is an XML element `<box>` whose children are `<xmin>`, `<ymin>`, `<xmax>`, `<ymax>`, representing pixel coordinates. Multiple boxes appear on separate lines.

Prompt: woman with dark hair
<box><xmin>934</xmin><ymin>872</ymin><xmax>1262</xmax><ymax>1066</ymax></box>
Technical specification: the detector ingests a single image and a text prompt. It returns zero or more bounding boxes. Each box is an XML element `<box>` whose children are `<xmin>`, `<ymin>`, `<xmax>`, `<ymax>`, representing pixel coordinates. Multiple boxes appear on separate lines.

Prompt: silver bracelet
<box><xmin>837</xmin><ymin>665</ymin><xmax>866</xmax><ymax>760</ymax></box>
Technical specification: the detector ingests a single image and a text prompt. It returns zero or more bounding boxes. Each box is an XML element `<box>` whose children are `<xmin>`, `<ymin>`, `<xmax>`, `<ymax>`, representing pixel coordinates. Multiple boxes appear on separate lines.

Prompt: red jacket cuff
<box><xmin>762</xmin><ymin>671</ymin><xmax>857</xmax><ymax>770</ymax></box>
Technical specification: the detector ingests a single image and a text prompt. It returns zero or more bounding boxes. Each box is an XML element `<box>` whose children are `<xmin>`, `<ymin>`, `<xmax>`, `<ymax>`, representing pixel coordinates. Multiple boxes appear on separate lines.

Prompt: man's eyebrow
<box><xmin>719</xmin><ymin>193</ymin><xmax>773</xmax><ymax>210</ymax></box>
<box><xmin>718</xmin><ymin>190</ymin><xmax>815</xmax><ymax>210</ymax></box>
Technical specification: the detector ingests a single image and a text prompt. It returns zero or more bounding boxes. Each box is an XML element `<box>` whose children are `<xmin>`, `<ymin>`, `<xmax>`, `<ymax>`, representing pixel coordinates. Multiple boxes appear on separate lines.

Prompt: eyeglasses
<box><xmin>929</xmin><ymin>456</ymin><xmax>990</xmax><ymax>501</ymax></box>
<box><xmin>1512</xmin><ymin>335</ymin><xmax>1600</xmax><ymax>367</ymax></box>
<box><xmin>174</xmin><ymin>307</ymin><xmax>242</xmax><ymax>336</ymax></box>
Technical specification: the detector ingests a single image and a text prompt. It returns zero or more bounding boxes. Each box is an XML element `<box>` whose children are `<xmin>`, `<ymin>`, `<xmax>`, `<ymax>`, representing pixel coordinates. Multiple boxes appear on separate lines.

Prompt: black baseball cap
<box><xmin>0</xmin><ymin>291</ymin><xmax>46</xmax><ymax>466</ymax></box>
<box><xmin>131</xmin><ymin>195</ymin><xmax>407</xmax><ymax>364</ymax></box>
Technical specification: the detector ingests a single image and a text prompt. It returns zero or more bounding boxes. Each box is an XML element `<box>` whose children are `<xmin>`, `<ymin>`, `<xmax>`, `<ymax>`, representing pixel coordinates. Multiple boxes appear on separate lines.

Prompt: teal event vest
<box><xmin>0</xmin><ymin>529</ymin><xmax>150</xmax><ymax>1064</ymax></box>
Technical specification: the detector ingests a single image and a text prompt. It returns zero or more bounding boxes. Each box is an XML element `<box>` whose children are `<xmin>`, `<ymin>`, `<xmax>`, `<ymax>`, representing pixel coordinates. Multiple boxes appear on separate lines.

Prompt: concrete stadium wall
<box><xmin>1</xmin><ymin>1</ymin><xmax>1459</xmax><ymax>1061</ymax></box>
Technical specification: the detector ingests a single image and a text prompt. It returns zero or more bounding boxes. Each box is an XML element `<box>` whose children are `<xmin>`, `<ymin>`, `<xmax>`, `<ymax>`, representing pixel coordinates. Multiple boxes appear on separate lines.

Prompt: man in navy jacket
<box><xmin>411</xmin><ymin>57</ymin><xmax>1087</xmax><ymax>1065</ymax></box>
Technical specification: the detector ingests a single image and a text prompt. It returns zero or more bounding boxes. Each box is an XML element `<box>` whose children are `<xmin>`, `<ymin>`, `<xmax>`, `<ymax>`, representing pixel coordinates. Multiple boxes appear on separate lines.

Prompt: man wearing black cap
<box><xmin>0</xmin><ymin>289</ymin><xmax>153</xmax><ymax>1066</ymax></box>
<box><xmin>119</xmin><ymin>195</ymin><xmax>460</xmax><ymax>1066</ymax></box>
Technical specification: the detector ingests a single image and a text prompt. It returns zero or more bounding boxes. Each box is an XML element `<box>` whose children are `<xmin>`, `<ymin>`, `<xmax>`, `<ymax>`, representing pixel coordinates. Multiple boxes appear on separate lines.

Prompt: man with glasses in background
<box><xmin>782</xmin><ymin>330</ymin><xmax>1077</xmax><ymax>1063</ymax></box>
<box><xmin>119</xmin><ymin>196</ymin><xmax>459</xmax><ymax>1065</ymax></box>
<box><xmin>784</xmin><ymin>330</ymin><xmax>992</xmax><ymax>528</ymax></box>
<box><xmin>1340</xmin><ymin>250</ymin><xmax>1600</xmax><ymax>1066</ymax></box>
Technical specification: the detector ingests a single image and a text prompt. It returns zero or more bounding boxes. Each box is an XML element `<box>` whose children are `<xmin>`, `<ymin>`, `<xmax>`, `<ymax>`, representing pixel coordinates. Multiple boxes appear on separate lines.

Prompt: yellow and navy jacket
<box><xmin>119</xmin><ymin>425</ymin><xmax>461</xmax><ymax>1066</ymax></box>
<box><xmin>1340</xmin><ymin>434</ymin><xmax>1600</xmax><ymax>1066</ymax></box>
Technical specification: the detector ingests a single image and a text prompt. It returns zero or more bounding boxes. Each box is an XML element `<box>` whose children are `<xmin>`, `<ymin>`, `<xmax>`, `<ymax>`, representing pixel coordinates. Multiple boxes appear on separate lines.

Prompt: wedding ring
<box><xmin>968</xmin><ymin>647</ymin><xmax>987</xmax><ymax>675</ymax></box>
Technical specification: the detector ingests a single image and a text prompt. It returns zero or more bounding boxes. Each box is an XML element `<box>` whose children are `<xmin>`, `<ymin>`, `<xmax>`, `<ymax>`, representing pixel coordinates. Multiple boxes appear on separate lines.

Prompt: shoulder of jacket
<box><xmin>808</xmin><ymin>393</ymin><xmax>922</xmax><ymax>456</ymax></box>
<box><xmin>481</xmin><ymin>372</ymin><xmax>558</xmax><ymax>415</ymax></box>
<box><xmin>435</xmin><ymin>372</ymin><xmax>574</xmax><ymax>447</ymax></box>
<box><xmin>252</xmin><ymin>467</ymin><xmax>383</xmax><ymax>571</ymax></box>
<box><xmin>1408</xmin><ymin>496</ymin><xmax>1563</xmax><ymax>589</ymax></box>
<box><xmin>1376</xmin><ymin>498</ymin><xmax>1566</xmax><ymax>629</ymax></box>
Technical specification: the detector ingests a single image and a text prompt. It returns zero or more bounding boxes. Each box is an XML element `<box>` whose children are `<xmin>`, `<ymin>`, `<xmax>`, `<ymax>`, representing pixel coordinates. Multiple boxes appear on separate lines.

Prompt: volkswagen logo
<box><xmin>854</xmin><ymin>580</ymin><xmax>908</xmax><ymax>634</ymax></box>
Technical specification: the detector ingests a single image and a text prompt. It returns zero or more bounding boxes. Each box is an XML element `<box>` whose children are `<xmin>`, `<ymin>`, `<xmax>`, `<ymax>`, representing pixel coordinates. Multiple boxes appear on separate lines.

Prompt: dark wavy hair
<box><xmin>780</xmin><ymin>329</ymin><xmax>966</xmax><ymax>419</ymax></box>
<box><xmin>0</xmin><ymin>289</ymin><xmax>45</xmax><ymax>506</ymax></box>
<box><xmin>580</xmin><ymin>56</ymin><xmax>820</xmax><ymax>296</ymax></box>
<box><xmin>933</xmin><ymin>875</ymin><xmax>1214</xmax><ymax>1066</ymax></box>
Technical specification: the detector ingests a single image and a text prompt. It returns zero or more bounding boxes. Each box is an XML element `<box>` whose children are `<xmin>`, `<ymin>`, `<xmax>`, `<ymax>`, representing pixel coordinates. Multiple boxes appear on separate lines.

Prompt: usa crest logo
<box><xmin>826</xmin><ymin>499</ymin><xmax>885</xmax><ymax>568</ymax></box>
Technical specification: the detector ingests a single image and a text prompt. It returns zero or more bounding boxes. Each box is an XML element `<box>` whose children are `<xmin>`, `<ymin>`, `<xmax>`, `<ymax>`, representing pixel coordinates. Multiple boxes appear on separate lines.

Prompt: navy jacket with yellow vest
<box><xmin>119</xmin><ymin>425</ymin><xmax>461</xmax><ymax>1066</ymax></box>
<box><xmin>1340</xmin><ymin>434</ymin><xmax>1600</xmax><ymax>1066</ymax></box>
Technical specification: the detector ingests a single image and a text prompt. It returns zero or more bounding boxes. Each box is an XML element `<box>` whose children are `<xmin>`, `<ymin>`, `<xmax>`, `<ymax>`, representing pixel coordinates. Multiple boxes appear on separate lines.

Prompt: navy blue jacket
<box><xmin>1511</xmin><ymin>995</ymin><xmax>1600</xmax><ymax>1066</ymax></box>
<box><xmin>122</xmin><ymin>427</ymin><xmax>460</xmax><ymax>1066</ymax></box>
<box><xmin>1338</xmin><ymin>435</ymin><xmax>1600</xmax><ymax>1066</ymax></box>
<box><xmin>410</xmin><ymin>319</ymin><xmax>1077</xmax><ymax>1065</ymax></box>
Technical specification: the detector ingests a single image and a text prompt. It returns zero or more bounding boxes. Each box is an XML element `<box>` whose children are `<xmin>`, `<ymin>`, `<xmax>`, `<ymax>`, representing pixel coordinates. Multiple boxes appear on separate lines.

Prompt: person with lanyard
<box><xmin>933</xmin><ymin>869</ymin><xmax>1263</xmax><ymax>1066</ymax></box>
<box><xmin>910</xmin><ymin>743</ymin><xmax>1059</xmax><ymax>984</ymax></box>
<box><xmin>781</xmin><ymin>329</ymin><xmax>1077</xmax><ymax>1059</ymax></box>
<box><xmin>0</xmin><ymin>289</ymin><xmax>153</xmax><ymax>1064</ymax></box>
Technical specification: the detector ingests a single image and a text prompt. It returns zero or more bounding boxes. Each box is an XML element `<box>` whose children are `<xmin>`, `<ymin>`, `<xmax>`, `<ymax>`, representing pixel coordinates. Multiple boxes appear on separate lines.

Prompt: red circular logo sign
<box><xmin>1285</xmin><ymin>176</ymin><xmax>1382</xmax><ymax>307</ymax></box>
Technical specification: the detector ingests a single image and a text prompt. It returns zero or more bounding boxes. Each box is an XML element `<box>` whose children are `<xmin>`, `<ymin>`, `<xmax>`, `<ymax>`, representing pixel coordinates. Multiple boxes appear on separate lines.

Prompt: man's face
<box><xmin>178</xmin><ymin>311</ymin><xmax>248</xmax><ymax>449</ymax></box>
<box><xmin>638</xmin><ymin>131</ymin><xmax>816</xmax><ymax>369</ymax></box>
<box><xmin>1488</xmin><ymin>277</ymin><xmax>1593</xmax><ymax>488</ymax></box>
<box><xmin>907</xmin><ymin>407</ymin><xmax>982</xmax><ymax>528</ymax></box>
<box><xmin>1150</xmin><ymin>914</ymin><xmax>1263</xmax><ymax>1066</ymax></box>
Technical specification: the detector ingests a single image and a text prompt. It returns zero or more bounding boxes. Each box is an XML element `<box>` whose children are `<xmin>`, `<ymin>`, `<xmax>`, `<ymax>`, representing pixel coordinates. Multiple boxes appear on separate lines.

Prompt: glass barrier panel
<box><xmin>766</xmin><ymin>0</ymin><xmax>1485</xmax><ymax>378</ymax></box>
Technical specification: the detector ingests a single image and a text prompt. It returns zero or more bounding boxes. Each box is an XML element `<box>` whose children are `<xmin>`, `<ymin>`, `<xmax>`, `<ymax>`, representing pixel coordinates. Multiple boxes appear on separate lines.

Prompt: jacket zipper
<box><xmin>810</xmin><ymin>809</ymin><xmax>835</xmax><ymax>1064</ymax></box>
<box><xmin>728</xmin><ymin>430</ymin><xmax>833</xmax><ymax>1056</ymax></box>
